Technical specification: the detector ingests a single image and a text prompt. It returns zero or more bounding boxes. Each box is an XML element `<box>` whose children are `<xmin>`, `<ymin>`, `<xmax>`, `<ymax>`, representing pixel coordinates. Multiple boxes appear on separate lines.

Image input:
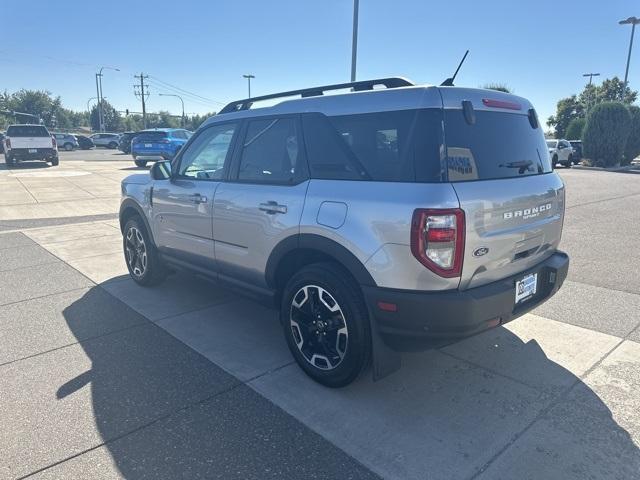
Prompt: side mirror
<box><xmin>150</xmin><ymin>160</ymin><xmax>172</xmax><ymax>180</ymax></box>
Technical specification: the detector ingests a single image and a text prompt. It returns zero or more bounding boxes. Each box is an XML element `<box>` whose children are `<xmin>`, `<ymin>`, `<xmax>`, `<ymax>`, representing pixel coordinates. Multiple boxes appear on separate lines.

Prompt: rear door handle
<box><xmin>189</xmin><ymin>193</ymin><xmax>208</xmax><ymax>204</ymax></box>
<box><xmin>259</xmin><ymin>201</ymin><xmax>287</xmax><ymax>214</ymax></box>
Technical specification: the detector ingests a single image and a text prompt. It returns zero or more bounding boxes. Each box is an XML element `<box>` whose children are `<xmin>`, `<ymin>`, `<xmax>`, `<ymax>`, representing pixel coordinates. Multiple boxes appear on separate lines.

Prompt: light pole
<box><xmin>582</xmin><ymin>73</ymin><xmax>600</xmax><ymax>111</ymax></box>
<box><xmin>159</xmin><ymin>93</ymin><xmax>185</xmax><ymax>127</ymax></box>
<box><xmin>87</xmin><ymin>96</ymin><xmax>99</xmax><ymax>131</ymax></box>
<box><xmin>243</xmin><ymin>74</ymin><xmax>255</xmax><ymax>98</ymax></box>
<box><xmin>96</xmin><ymin>66</ymin><xmax>120</xmax><ymax>132</ymax></box>
<box><xmin>351</xmin><ymin>0</ymin><xmax>359</xmax><ymax>82</ymax></box>
<box><xmin>619</xmin><ymin>16</ymin><xmax>640</xmax><ymax>96</ymax></box>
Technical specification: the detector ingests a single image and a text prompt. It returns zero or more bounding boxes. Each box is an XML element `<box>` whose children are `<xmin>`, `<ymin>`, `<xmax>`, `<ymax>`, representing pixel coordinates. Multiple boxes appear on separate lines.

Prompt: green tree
<box><xmin>596</xmin><ymin>77</ymin><xmax>637</xmax><ymax>104</ymax></box>
<box><xmin>582</xmin><ymin>102</ymin><xmax>631</xmax><ymax>167</ymax></box>
<box><xmin>482</xmin><ymin>83</ymin><xmax>512</xmax><ymax>93</ymax></box>
<box><xmin>547</xmin><ymin>95</ymin><xmax>584</xmax><ymax>138</ymax></box>
<box><xmin>90</xmin><ymin>101</ymin><xmax>122</xmax><ymax>131</ymax></box>
<box><xmin>565</xmin><ymin>117</ymin><xmax>586</xmax><ymax>140</ymax></box>
<box><xmin>623</xmin><ymin>105</ymin><xmax>640</xmax><ymax>165</ymax></box>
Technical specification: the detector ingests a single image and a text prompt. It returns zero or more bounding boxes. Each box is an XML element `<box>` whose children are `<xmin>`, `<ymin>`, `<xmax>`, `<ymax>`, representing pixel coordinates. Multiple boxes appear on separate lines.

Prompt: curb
<box><xmin>572</xmin><ymin>164</ymin><xmax>640</xmax><ymax>173</ymax></box>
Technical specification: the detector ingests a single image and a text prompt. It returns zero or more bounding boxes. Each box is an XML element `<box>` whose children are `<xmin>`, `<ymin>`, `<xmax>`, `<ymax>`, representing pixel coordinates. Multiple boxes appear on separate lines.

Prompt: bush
<box><xmin>565</xmin><ymin>118</ymin><xmax>586</xmax><ymax>140</ymax></box>
<box><xmin>582</xmin><ymin>102</ymin><xmax>631</xmax><ymax>167</ymax></box>
<box><xmin>623</xmin><ymin>105</ymin><xmax>640</xmax><ymax>165</ymax></box>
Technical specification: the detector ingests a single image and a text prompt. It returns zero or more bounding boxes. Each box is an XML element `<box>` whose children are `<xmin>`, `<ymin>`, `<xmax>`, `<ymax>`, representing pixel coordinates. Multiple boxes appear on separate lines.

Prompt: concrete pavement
<box><xmin>0</xmin><ymin>152</ymin><xmax>639</xmax><ymax>479</ymax></box>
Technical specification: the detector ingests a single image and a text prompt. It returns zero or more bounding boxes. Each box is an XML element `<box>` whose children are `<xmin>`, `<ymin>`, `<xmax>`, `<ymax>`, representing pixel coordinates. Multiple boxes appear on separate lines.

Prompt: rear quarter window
<box><xmin>444</xmin><ymin>110</ymin><xmax>551</xmax><ymax>182</ymax></box>
<box><xmin>7</xmin><ymin>125</ymin><xmax>50</xmax><ymax>137</ymax></box>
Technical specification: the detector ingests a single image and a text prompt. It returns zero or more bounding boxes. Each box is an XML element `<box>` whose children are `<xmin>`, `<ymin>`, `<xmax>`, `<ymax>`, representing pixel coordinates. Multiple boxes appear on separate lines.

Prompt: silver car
<box><xmin>90</xmin><ymin>133</ymin><xmax>120</xmax><ymax>149</ymax></box>
<box><xmin>119</xmin><ymin>77</ymin><xmax>569</xmax><ymax>387</ymax></box>
<box><xmin>52</xmin><ymin>133</ymin><xmax>79</xmax><ymax>151</ymax></box>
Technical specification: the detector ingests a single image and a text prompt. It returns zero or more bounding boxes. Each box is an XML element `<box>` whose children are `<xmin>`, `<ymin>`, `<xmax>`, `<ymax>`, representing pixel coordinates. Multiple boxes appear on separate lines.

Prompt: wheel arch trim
<box><xmin>119</xmin><ymin>198</ymin><xmax>156</xmax><ymax>247</ymax></box>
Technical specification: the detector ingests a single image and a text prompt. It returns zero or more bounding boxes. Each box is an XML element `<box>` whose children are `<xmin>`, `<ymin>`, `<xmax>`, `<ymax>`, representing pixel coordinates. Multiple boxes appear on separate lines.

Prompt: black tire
<box><xmin>64</xmin><ymin>143</ymin><xmax>73</xmax><ymax>151</ymax></box>
<box><xmin>50</xmin><ymin>156</ymin><xmax>59</xmax><ymax>166</ymax></box>
<box><xmin>552</xmin><ymin>155</ymin><xmax>558</xmax><ymax>168</ymax></box>
<box><xmin>123</xmin><ymin>217</ymin><xmax>166</xmax><ymax>286</ymax></box>
<box><xmin>108</xmin><ymin>142</ymin><xmax>118</xmax><ymax>149</ymax></box>
<box><xmin>5</xmin><ymin>154</ymin><xmax>14</xmax><ymax>166</ymax></box>
<box><xmin>280</xmin><ymin>262</ymin><xmax>371</xmax><ymax>388</ymax></box>
<box><xmin>135</xmin><ymin>160</ymin><xmax>147</xmax><ymax>168</ymax></box>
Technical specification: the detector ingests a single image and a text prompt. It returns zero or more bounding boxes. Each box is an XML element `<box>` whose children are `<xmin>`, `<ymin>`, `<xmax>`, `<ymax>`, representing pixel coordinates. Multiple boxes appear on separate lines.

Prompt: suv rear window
<box><xmin>7</xmin><ymin>125</ymin><xmax>50</xmax><ymax>137</ymax></box>
<box><xmin>302</xmin><ymin>109</ymin><xmax>443</xmax><ymax>182</ymax></box>
<box><xmin>135</xmin><ymin>131</ymin><xmax>168</xmax><ymax>141</ymax></box>
<box><xmin>444</xmin><ymin>110</ymin><xmax>551</xmax><ymax>181</ymax></box>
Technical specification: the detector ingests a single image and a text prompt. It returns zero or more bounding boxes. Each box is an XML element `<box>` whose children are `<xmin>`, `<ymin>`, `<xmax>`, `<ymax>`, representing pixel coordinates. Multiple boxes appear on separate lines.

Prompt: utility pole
<box><xmin>134</xmin><ymin>73</ymin><xmax>150</xmax><ymax>129</ymax></box>
<box><xmin>243</xmin><ymin>74</ymin><xmax>255</xmax><ymax>98</ymax></box>
<box><xmin>619</xmin><ymin>16</ymin><xmax>640</xmax><ymax>97</ymax></box>
<box><xmin>582</xmin><ymin>72</ymin><xmax>600</xmax><ymax>86</ymax></box>
<box><xmin>96</xmin><ymin>66</ymin><xmax>119</xmax><ymax>132</ymax></box>
<box><xmin>350</xmin><ymin>0</ymin><xmax>359</xmax><ymax>82</ymax></box>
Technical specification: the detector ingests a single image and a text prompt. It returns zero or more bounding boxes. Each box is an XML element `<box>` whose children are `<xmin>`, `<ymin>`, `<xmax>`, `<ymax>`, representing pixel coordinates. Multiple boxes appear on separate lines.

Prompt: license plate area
<box><xmin>145</xmin><ymin>143</ymin><xmax>152</xmax><ymax>148</ymax></box>
<box><xmin>28</xmin><ymin>149</ymin><xmax>37</xmax><ymax>153</ymax></box>
<box><xmin>515</xmin><ymin>273</ymin><xmax>537</xmax><ymax>304</ymax></box>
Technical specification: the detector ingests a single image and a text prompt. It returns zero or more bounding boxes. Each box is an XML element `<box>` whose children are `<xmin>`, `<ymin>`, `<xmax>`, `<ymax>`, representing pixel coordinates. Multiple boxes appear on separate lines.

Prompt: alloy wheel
<box><xmin>289</xmin><ymin>285</ymin><xmax>348</xmax><ymax>370</ymax></box>
<box><xmin>125</xmin><ymin>226</ymin><xmax>148</xmax><ymax>278</ymax></box>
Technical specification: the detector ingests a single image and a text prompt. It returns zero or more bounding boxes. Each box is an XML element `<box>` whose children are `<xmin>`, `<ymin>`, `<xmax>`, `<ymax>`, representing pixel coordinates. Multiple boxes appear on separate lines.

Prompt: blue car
<box><xmin>131</xmin><ymin>128</ymin><xmax>192</xmax><ymax>167</ymax></box>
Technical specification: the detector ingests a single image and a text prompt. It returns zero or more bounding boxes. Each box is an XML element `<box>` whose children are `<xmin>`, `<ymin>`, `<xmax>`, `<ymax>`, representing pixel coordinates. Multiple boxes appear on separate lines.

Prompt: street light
<box><xmin>351</xmin><ymin>0</ymin><xmax>359</xmax><ymax>82</ymax></box>
<box><xmin>159</xmin><ymin>93</ymin><xmax>185</xmax><ymax>127</ymax></box>
<box><xmin>87</xmin><ymin>96</ymin><xmax>99</xmax><ymax>131</ymax></box>
<box><xmin>582</xmin><ymin>73</ymin><xmax>600</xmax><ymax>111</ymax></box>
<box><xmin>242</xmin><ymin>74</ymin><xmax>255</xmax><ymax>98</ymax></box>
<box><xmin>619</xmin><ymin>16</ymin><xmax>640</xmax><ymax>94</ymax></box>
<box><xmin>96</xmin><ymin>66</ymin><xmax>120</xmax><ymax>132</ymax></box>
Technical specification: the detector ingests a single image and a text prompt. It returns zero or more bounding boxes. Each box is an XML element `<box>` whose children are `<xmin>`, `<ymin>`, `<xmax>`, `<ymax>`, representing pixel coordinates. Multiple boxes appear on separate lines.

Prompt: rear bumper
<box><xmin>363</xmin><ymin>251</ymin><xmax>569</xmax><ymax>351</ymax></box>
<box><xmin>8</xmin><ymin>148</ymin><xmax>58</xmax><ymax>160</ymax></box>
<box><xmin>131</xmin><ymin>145</ymin><xmax>177</xmax><ymax>160</ymax></box>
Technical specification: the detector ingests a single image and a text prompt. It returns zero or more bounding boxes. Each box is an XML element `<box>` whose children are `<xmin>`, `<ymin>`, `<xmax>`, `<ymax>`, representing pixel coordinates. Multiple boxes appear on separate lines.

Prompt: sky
<box><xmin>1</xmin><ymin>0</ymin><xmax>637</xmax><ymax>127</ymax></box>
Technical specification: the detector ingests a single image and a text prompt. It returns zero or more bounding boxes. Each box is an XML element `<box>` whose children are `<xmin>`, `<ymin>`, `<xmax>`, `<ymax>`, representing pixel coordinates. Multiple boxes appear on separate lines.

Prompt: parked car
<box><xmin>53</xmin><ymin>133</ymin><xmax>79</xmax><ymax>151</ymax></box>
<box><xmin>546</xmin><ymin>139</ymin><xmax>573</xmax><ymax>168</ymax></box>
<box><xmin>75</xmin><ymin>135</ymin><xmax>95</xmax><ymax>150</ymax></box>
<box><xmin>569</xmin><ymin>140</ymin><xmax>582</xmax><ymax>164</ymax></box>
<box><xmin>0</xmin><ymin>133</ymin><xmax>4</xmax><ymax>153</ymax></box>
<box><xmin>119</xmin><ymin>77</ymin><xmax>569</xmax><ymax>387</ymax></box>
<box><xmin>90</xmin><ymin>133</ymin><xmax>120</xmax><ymax>149</ymax></box>
<box><xmin>130</xmin><ymin>128</ymin><xmax>192</xmax><ymax>167</ymax></box>
<box><xmin>118</xmin><ymin>131</ymin><xmax>139</xmax><ymax>154</ymax></box>
<box><xmin>3</xmin><ymin>124</ymin><xmax>58</xmax><ymax>166</ymax></box>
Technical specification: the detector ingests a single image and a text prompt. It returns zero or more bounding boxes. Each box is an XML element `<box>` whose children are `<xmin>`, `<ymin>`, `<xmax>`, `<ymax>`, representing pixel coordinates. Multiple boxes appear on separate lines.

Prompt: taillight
<box><xmin>410</xmin><ymin>208</ymin><xmax>465</xmax><ymax>278</ymax></box>
<box><xmin>157</xmin><ymin>139</ymin><xmax>170</xmax><ymax>144</ymax></box>
<box><xmin>52</xmin><ymin>136</ymin><xmax>57</xmax><ymax>148</ymax></box>
<box><xmin>5</xmin><ymin>138</ymin><xmax>10</xmax><ymax>149</ymax></box>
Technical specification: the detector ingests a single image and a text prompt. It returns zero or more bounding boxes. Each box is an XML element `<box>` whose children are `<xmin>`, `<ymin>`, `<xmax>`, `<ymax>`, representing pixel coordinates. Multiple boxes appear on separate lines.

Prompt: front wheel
<box><xmin>135</xmin><ymin>160</ymin><xmax>147</xmax><ymax>168</ymax></box>
<box><xmin>108</xmin><ymin>142</ymin><xmax>118</xmax><ymax>149</ymax></box>
<box><xmin>281</xmin><ymin>263</ymin><xmax>371</xmax><ymax>387</ymax></box>
<box><xmin>123</xmin><ymin>217</ymin><xmax>166</xmax><ymax>286</ymax></box>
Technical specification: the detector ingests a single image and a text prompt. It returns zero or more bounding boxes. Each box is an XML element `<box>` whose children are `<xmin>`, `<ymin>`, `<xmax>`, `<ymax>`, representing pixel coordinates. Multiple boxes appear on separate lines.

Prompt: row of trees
<box><xmin>0</xmin><ymin>89</ymin><xmax>215</xmax><ymax>132</ymax></box>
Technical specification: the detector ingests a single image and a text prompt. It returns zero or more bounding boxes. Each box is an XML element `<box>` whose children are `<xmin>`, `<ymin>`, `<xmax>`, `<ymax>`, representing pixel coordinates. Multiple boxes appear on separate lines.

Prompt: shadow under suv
<box><xmin>119</xmin><ymin>77</ymin><xmax>569</xmax><ymax>387</ymax></box>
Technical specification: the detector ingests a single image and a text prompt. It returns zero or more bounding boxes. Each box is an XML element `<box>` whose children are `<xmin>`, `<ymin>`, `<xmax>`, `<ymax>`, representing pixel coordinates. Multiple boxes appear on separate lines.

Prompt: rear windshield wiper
<box><xmin>499</xmin><ymin>160</ymin><xmax>533</xmax><ymax>174</ymax></box>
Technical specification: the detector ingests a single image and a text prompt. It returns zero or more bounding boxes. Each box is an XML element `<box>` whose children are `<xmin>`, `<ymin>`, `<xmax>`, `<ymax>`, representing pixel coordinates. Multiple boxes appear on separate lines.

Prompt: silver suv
<box><xmin>119</xmin><ymin>77</ymin><xmax>569</xmax><ymax>387</ymax></box>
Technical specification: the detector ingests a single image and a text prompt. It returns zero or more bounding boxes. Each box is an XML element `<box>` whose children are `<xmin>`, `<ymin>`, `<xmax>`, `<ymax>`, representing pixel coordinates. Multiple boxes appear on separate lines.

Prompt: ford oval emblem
<box><xmin>473</xmin><ymin>247</ymin><xmax>489</xmax><ymax>257</ymax></box>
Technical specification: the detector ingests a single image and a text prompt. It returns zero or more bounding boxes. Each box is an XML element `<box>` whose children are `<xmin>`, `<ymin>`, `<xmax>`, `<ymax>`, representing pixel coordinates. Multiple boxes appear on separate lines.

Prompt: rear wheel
<box><xmin>50</xmin><ymin>156</ymin><xmax>59</xmax><ymax>166</ymax></box>
<box><xmin>5</xmin><ymin>154</ymin><xmax>14</xmax><ymax>166</ymax></box>
<box><xmin>135</xmin><ymin>160</ymin><xmax>147</xmax><ymax>168</ymax></box>
<box><xmin>64</xmin><ymin>143</ymin><xmax>73</xmax><ymax>151</ymax></box>
<box><xmin>123</xmin><ymin>217</ymin><xmax>166</xmax><ymax>286</ymax></box>
<box><xmin>108</xmin><ymin>141</ymin><xmax>118</xmax><ymax>149</ymax></box>
<box><xmin>281</xmin><ymin>263</ymin><xmax>371</xmax><ymax>387</ymax></box>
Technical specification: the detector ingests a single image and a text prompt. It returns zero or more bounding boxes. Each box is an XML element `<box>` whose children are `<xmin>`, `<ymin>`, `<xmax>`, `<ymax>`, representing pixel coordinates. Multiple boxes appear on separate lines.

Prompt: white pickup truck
<box><xmin>3</xmin><ymin>124</ymin><xmax>59</xmax><ymax>166</ymax></box>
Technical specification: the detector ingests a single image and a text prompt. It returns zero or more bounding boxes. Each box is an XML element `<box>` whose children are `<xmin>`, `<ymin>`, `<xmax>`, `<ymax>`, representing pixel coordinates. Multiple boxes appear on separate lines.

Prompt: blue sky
<box><xmin>1</xmin><ymin>0</ymin><xmax>637</xmax><ymax>127</ymax></box>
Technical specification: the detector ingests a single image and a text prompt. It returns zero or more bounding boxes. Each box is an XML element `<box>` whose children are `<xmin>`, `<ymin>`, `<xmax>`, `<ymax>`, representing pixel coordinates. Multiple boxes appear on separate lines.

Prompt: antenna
<box><xmin>441</xmin><ymin>50</ymin><xmax>469</xmax><ymax>86</ymax></box>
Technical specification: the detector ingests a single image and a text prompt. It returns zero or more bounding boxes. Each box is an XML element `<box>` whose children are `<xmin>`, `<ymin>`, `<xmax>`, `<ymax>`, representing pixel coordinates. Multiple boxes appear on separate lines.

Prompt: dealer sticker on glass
<box><xmin>515</xmin><ymin>273</ymin><xmax>537</xmax><ymax>304</ymax></box>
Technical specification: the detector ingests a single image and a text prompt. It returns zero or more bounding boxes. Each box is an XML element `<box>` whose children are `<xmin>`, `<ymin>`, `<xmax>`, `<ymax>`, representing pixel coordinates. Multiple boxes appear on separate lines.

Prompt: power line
<box><xmin>147</xmin><ymin>75</ymin><xmax>226</xmax><ymax>105</ymax></box>
<box><xmin>145</xmin><ymin>80</ymin><xmax>219</xmax><ymax>110</ymax></box>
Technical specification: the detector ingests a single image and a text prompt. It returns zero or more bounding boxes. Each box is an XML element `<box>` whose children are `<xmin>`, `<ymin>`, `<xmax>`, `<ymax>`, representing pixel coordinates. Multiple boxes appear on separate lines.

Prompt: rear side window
<box><xmin>238</xmin><ymin>117</ymin><xmax>302</xmax><ymax>184</ymax></box>
<box><xmin>444</xmin><ymin>110</ymin><xmax>551</xmax><ymax>181</ymax></box>
<box><xmin>135</xmin><ymin>131</ymin><xmax>168</xmax><ymax>141</ymax></box>
<box><xmin>302</xmin><ymin>109</ymin><xmax>443</xmax><ymax>182</ymax></box>
<box><xmin>7</xmin><ymin>125</ymin><xmax>49</xmax><ymax>137</ymax></box>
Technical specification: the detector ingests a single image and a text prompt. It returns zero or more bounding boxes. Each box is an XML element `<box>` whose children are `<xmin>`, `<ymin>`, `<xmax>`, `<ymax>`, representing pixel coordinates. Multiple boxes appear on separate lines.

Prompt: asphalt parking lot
<box><xmin>1</xmin><ymin>149</ymin><xmax>639</xmax><ymax>479</ymax></box>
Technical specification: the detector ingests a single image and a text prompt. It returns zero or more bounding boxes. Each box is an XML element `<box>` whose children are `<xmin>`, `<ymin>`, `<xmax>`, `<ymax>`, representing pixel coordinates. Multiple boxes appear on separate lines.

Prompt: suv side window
<box><xmin>177</xmin><ymin>123</ymin><xmax>237</xmax><ymax>180</ymax></box>
<box><xmin>237</xmin><ymin>117</ymin><xmax>303</xmax><ymax>184</ymax></box>
<box><xmin>173</xmin><ymin>131</ymin><xmax>186</xmax><ymax>139</ymax></box>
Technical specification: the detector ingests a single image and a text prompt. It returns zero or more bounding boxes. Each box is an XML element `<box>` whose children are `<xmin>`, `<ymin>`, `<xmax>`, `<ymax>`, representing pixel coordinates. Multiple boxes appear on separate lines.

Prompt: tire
<box><xmin>123</xmin><ymin>217</ymin><xmax>166</xmax><ymax>286</ymax></box>
<box><xmin>5</xmin><ymin>154</ymin><xmax>14</xmax><ymax>166</ymax></box>
<box><xmin>50</xmin><ymin>156</ymin><xmax>59</xmax><ymax>166</ymax></box>
<box><xmin>280</xmin><ymin>262</ymin><xmax>371</xmax><ymax>388</ymax></box>
<box><xmin>552</xmin><ymin>155</ymin><xmax>558</xmax><ymax>167</ymax></box>
<box><xmin>108</xmin><ymin>142</ymin><xmax>118</xmax><ymax>149</ymax></box>
<box><xmin>64</xmin><ymin>143</ymin><xmax>73</xmax><ymax>151</ymax></box>
<box><xmin>135</xmin><ymin>160</ymin><xmax>147</xmax><ymax>168</ymax></box>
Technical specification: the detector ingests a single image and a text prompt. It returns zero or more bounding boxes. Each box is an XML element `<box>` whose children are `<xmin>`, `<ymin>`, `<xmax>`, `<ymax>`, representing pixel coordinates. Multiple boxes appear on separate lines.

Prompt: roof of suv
<box><xmin>203</xmin><ymin>77</ymin><xmax>535</xmax><ymax>128</ymax></box>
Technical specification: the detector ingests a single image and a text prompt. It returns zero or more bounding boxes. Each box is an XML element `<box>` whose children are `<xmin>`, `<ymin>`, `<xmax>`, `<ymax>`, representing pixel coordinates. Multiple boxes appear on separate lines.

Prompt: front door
<box><xmin>212</xmin><ymin>115</ymin><xmax>308</xmax><ymax>289</ymax></box>
<box><xmin>151</xmin><ymin>122</ymin><xmax>239</xmax><ymax>270</ymax></box>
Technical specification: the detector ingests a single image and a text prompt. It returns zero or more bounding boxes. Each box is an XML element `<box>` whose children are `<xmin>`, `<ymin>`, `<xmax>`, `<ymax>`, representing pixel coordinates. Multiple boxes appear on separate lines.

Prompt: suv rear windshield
<box><xmin>7</xmin><ymin>125</ymin><xmax>50</xmax><ymax>137</ymax></box>
<box><xmin>444</xmin><ymin>110</ymin><xmax>551</xmax><ymax>182</ymax></box>
<box><xmin>135</xmin><ymin>131</ymin><xmax>168</xmax><ymax>141</ymax></box>
<box><xmin>302</xmin><ymin>109</ymin><xmax>443</xmax><ymax>182</ymax></box>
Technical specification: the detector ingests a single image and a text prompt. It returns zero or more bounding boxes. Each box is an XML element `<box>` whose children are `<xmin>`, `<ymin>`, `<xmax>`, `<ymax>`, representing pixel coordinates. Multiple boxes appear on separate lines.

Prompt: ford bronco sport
<box><xmin>119</xmin><ymin>77</ymin><xmax>569</xmax><ymax>387</ymax></box>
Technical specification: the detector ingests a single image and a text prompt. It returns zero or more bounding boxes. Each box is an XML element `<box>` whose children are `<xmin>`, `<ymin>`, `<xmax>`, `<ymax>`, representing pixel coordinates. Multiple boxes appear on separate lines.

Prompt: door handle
<box><xmin>259</xmin><ymin>201</ymin><xmax>287</xmax><ymax>214</ymax></box>
<box><xmin>189</xmin><ymin>193</ymin><xmax>208</xmax><ymax>204</ymax></box>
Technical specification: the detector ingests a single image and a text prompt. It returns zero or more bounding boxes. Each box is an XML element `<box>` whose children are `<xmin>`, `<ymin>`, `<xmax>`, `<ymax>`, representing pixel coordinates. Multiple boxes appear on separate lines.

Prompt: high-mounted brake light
<box><xmin>411</xmin><ymin>208</ymin><xmax>465</xmax><ymax>278</ymax></box>
<box><xmin>482</xmin><ymin>98</ymin><xmax>521</xmax><ymax>110</ymax></box>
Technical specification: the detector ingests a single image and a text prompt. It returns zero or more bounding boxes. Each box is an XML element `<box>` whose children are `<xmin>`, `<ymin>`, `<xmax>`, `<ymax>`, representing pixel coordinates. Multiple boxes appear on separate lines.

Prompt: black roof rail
<box><xmin>219</xmin><ymin>77</ymin><xmax>415</xmax><ymax>114</ymax></box>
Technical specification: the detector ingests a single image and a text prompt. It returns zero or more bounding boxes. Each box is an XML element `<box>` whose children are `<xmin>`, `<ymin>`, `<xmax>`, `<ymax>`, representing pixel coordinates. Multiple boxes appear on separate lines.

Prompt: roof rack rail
<box><xmin>219</xmin><ymin>77</ymin><xmax>415</xmax><ymax>114</ymax></box>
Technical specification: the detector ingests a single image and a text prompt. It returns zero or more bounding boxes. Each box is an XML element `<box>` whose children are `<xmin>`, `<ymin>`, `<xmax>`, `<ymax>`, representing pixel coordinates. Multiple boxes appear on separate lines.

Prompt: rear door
<box><xmin>212</xmin><ymin>115</ymin><xmax>308</xmax><ymax>290</ymax></box>
<box><xmin>442</xmin><ymin>99</ymin><xmax>565</xmax><ymax>290</ymax></box>
<box><xmin>151</xmin><ymin>122</ymin><xmax>239</xmax><ymax>270</ymax></box>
